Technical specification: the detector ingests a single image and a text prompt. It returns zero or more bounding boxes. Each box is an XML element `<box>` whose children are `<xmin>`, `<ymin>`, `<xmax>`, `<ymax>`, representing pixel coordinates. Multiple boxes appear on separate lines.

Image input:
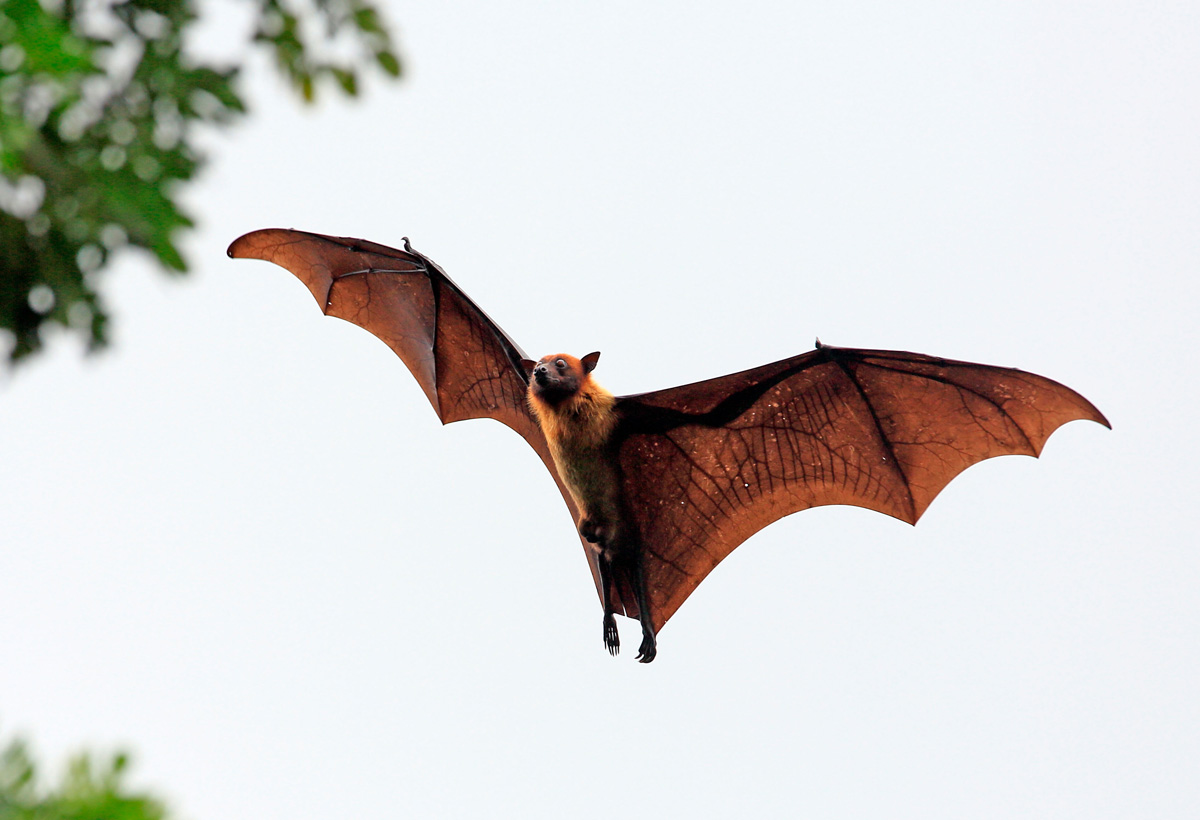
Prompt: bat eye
<box><xmin>555</xmin><ymin>358</ymin><xmax>566</xmax><ymax>369</ymax></box>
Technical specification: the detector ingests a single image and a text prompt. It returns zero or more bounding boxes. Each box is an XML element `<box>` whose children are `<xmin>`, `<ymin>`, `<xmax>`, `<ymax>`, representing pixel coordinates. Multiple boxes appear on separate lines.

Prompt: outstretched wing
<box><xmin>228</xmin><ymin>230</ymin><xmax>603</xmax><ymax>591</ymax></box>
<box><xmin>229</xmin><ymin>229</ymin><xmax>534</xmax><ymax>429</ymax></box>
<box><xmin>614</xmin><ymin>342</ymin><xmax>1109</xmax><ymax>631</ymax></box>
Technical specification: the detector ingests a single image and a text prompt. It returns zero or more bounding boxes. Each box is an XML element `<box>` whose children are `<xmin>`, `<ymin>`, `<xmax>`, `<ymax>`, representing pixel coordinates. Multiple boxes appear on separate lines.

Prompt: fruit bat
<box><xmin>227</xmin><ymin>228</ymin><xmax>1109</xmax><ymax>663</ymax></box>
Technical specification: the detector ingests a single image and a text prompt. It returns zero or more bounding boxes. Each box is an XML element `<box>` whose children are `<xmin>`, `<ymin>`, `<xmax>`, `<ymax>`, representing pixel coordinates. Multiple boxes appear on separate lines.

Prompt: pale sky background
<box><xmin>2</xmin><ymin>2</ymin><xmax>1197</xmax><ymax>818</ymax></box>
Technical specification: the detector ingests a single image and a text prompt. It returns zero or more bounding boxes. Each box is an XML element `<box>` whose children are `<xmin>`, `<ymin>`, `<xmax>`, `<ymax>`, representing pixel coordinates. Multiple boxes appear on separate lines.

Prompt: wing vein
<box><xmin>833</xmin><ymin>358</ymin><xmax>917</xmax><ymax>521</ymax></box>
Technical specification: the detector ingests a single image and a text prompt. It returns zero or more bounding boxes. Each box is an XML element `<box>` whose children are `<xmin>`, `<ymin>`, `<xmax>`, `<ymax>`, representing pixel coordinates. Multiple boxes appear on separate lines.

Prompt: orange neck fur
<box><xmin>528</xmin><ymin>377</ymin><xmax>617</xmax><ymax>449</ymax></box>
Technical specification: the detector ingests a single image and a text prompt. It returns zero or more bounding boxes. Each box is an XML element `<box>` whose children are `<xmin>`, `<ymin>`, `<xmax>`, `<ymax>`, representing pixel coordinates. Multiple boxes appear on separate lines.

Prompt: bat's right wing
<box><xmin>229</xmin><ymin>229</ymin><xmax>604</xmax><ymax>594</ymax></box>
<box><xmin>229</xmin><ymin>229</ymin><xmax>535</xmax><ymax>430</ymax></box>
<box><xmin>614</xmin><ymin>343</ymin><xmax>1109</xmax><ymax>631</ymax></box>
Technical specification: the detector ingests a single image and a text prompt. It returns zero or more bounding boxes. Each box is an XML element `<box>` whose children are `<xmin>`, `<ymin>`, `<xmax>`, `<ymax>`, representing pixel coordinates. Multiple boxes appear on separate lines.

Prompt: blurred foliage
<box><xmin>0</xmin><ymin>0</ymin><xmax>402</xmax><ymax>364</ymax></box>
<box><xmin>0</xmin><ymin>735</ymin><xmax>168</xmax><ymax>820</ymax></box>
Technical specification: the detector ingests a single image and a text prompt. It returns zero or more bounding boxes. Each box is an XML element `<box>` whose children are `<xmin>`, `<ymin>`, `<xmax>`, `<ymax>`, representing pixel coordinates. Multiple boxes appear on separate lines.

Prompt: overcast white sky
<box><xmin>2</xmin><ymin>2</ymin><xmax>1197</xmax><ymax>818</ymax></box>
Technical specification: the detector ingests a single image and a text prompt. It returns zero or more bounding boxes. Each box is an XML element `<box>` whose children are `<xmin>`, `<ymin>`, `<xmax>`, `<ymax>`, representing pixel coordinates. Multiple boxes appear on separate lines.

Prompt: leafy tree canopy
<box><xmin>0</xmin><ymin>0</ymin><xmax>401</xmax><ymax>364</ymax></box>
<box><xmin>1</xmin><ymin>735</ymin><xmax>169</xmax><ymax>820</ymax></box>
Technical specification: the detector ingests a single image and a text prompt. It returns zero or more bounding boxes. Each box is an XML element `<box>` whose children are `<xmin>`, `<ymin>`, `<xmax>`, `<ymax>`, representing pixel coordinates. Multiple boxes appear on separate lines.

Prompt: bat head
<box><xmin>526</xmin><ymin>351</ymin><xmax>600</xmax><ymax>406</ymax></box>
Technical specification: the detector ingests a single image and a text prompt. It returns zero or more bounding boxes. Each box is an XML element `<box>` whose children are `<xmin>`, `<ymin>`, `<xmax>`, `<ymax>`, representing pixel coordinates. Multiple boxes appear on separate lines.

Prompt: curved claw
<box><xmin>603</xmin><ymin>616</ymin><xmax>620</xmax><ymax>657</ymax></box>
<box><xmin>635</xmin><ymin>631</ymin><xmax>657</xmax><ymax>663</ymax></box>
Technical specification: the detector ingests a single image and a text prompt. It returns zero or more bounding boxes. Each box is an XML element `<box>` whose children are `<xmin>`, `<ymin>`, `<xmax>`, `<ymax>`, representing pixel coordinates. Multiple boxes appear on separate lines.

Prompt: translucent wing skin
<box><xmin>614</xmin><ymin>343</ymin><xmax>1110</xmax><ymax>632</ymax></box>
<box><xmin>227</xmin><ymin>229</ymin><xmax>602</xmax><ymax>591</ymax></box>
<box><xmin>229</xmin><ymin>229</ymin><xmax>531</xmax><ymax>425</ymax></box>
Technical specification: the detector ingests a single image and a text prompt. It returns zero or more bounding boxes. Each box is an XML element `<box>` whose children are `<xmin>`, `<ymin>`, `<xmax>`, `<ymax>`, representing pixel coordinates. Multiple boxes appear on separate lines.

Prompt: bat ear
<box><xmin>581</xmin><ymin>351</ymin><xmax>601</xmax><ymax>374</ymax></box>
<box><xmin>520</xmin><ymin>359</ymin><xmax>538</xmax><ymax>377</ymax></box>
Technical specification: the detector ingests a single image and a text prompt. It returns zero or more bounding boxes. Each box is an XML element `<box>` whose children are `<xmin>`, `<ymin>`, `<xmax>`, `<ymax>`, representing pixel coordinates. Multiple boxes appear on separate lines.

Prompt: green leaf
<box><xmin>1</xmin><ymin>0</ymin><xmax>402</xmax><ymax>367</ymax></box>
<box><xmin>354</xmin><ymin>6</ymin><xmax>383</xmax><ymax>34</ymax></box>
<box><xmin>377</xmin><ymin>50</ymin><xmax>402</xmax><ymax>77</ymax></box>
<box><xmin>331</xmin><ymin>66</ymin><xmax>358</xmax><ymax>96</ymax></box>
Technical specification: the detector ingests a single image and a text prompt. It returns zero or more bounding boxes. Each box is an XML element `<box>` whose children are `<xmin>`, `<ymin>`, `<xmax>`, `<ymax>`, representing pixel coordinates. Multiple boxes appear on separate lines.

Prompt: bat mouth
<box><xmin>531</xmin><ymin>377</ymin><xmax>577</xmax><ymax>406</ymax></box>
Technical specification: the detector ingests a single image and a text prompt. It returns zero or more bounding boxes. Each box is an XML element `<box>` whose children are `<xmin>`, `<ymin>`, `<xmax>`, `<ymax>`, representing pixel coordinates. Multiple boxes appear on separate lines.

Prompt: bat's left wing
<box><xmin>228</xmin><ymin>230</ymin><xmax>603</xmax><ymax>593</ymax></box>
<box><xmin>613</xmin><ymin>342</ymin><xmax>1109</xmax><ymax>632</ymax></box>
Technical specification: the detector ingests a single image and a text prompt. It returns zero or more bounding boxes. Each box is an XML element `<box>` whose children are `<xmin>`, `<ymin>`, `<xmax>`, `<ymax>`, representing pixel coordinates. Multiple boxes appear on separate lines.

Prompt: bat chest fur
<box><xmin>534</xmin><ymin>389</ymin><xmax>624</xmax><ymax>541</ymax></box>
<box><xmin>554</xmin><ymin>438</ymin><xmax>621</xmax><ymax>522</ymax></box>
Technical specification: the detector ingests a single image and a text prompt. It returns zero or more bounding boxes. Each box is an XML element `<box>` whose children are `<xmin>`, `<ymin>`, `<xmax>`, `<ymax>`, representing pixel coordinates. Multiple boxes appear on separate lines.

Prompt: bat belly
<box><xmin>553</xmin><ymin>443</ymin><xmax>627</xmax><ymax>548</ymax></box>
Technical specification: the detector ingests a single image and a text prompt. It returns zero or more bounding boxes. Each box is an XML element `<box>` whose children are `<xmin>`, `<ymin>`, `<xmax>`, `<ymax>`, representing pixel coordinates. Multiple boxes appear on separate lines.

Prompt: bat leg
<box><xmin>631</xmin><ymin>553</ymin><xmax>657</xmax><ymax>664</ymax></box>
<box><xmin>597</xmin><ymin>551</ymin><xmax>620</xmax><ymax>656</ymax></box>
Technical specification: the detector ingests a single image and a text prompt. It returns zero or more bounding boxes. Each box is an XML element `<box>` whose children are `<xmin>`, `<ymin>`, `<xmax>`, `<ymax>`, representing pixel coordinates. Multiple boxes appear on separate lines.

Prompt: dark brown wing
<box><xmin>227</xmin><ymin>229</ymin><xmax>603</xmax><ymax>592</ymax></box>
<box><xmin>614</xmin><ymin>342</ymin><xmax>1110</xmax><ymax>631</ymax></box>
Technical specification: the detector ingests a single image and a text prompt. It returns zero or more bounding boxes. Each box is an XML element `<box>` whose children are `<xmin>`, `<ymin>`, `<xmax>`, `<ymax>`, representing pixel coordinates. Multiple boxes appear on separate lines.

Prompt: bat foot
<box><xmin>635</xmin><ymin>630</ymin><xmax>657</xmax><ymax>663</ymax></box>
<box><xmin>579</xmin><ymin>515</ymin><xmax>610</xmax><ymax>545</ymax></box>
<box><xmin>603</xmin><ymin>614</ymin><xmax>619</xmax><ymax>656</ymax></box>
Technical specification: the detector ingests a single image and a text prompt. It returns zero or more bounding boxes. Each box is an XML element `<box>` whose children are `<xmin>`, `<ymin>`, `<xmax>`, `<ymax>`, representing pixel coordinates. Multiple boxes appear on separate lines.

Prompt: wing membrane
<box><xmin>229</xmin><ymin>229</ymin><xmax>606</xmax><ymax>597</ymax></box>
<box><xmin>616</xmin><ymin>344</ymin><xmax>1109</xmax><ymax>630</ymax></box>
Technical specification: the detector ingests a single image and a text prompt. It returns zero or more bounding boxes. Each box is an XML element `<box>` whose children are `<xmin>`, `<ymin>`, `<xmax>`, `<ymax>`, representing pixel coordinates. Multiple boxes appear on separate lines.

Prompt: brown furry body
<box><xmin>524</xmin><ymin>352</ymin><xmax>657</xmax><ymax>662</ymax></box>
<box><xmin>529</xmin><ymin>376</ymin><xmax>621</xmax><ymax>549</ymax></box>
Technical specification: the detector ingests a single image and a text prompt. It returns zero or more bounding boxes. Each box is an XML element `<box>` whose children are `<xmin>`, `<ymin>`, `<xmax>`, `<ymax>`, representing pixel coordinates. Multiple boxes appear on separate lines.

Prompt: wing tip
<box><xmin>227</xmin><ymin>228</ymin><xmax>283</xmax><ymax>260</ymax></box>
<box><xmin>226</xmin><ymin>232</ymin><xmax>254</xmax><ymax>259</ymax></box>
<box><xmin>1058</xmin><ymin>381</ymin><xmax>1111</xmax><ymax>431</ymax></box>
<box><xmin>227</xmin><ymin>228</ymin><xmax>315</xmax><ymax>261</ymax></box>
<box><xmin>1047</xmin><ymin>391</ymin><xmax>1112</xmax><ymax>445</ymax></box>
<box><xmin>1034</xmin><ymin>410</ymin><xmax>1111</xmax><ymax>458</ymax></box>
